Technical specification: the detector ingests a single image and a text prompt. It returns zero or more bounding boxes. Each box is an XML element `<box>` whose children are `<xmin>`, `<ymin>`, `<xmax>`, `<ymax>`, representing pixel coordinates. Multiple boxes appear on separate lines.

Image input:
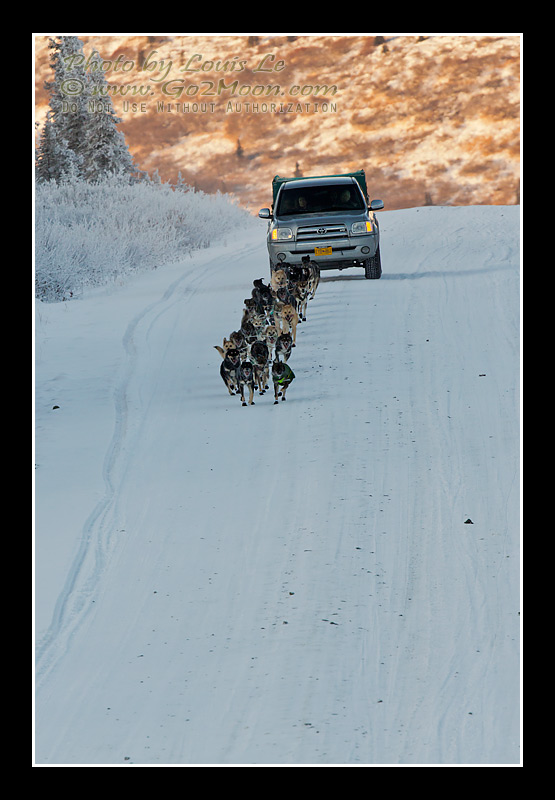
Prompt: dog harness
<box><xmin>274</xmin><ymin>364</ymin><xmax>295</xmax><ymax>384</ymax></box>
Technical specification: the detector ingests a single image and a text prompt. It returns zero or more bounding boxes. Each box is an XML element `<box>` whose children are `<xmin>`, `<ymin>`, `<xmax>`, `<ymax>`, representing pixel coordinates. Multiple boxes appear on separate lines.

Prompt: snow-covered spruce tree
<box><xmin>79</xmin><ymin>50</ymin><xmax>135</xmax><ymax>180</ymax></box>
<box><xmin>36</xmin><ymin>37</ymin><xmax>89</xmax><ymax>182</ymax></box>
<box><xmin>35</xmin><ymin>115</ymin><xmax>83</xmax><ymax>183</ymax></box>
<box><xmin>35</xmin><ymin>37</ymin><xmax>135</xmax><ymax>183</ymax></box>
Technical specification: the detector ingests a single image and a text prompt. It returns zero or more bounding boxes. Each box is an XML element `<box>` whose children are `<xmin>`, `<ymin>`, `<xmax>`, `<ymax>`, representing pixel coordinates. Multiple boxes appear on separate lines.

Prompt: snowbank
<box><xmin>34</xmin><ymin>174</ymin><xmax>258</xmax><ymax>301</ymax></box>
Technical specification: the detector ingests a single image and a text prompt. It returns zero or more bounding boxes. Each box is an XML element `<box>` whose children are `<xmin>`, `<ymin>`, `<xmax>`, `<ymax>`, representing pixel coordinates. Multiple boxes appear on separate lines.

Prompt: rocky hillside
<box><xmin>34</xmin><ymin>34</ymin><xmax>521</xmax><ymax>212</ymax></box>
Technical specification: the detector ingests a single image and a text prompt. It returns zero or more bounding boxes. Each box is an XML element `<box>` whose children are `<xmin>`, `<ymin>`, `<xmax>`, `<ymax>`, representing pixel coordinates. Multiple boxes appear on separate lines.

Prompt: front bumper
<box><xmin>268</xmin><ymin>233</ymin><xmax>379</xmax><ymax>270</ymax></box>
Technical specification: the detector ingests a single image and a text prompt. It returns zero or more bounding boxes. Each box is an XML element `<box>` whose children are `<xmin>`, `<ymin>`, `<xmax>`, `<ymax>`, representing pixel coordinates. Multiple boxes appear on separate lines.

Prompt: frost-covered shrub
<box><xmin>35</xmin><ymin>174</ymin><xmax>257</xmax><ymax>301</ymax></box>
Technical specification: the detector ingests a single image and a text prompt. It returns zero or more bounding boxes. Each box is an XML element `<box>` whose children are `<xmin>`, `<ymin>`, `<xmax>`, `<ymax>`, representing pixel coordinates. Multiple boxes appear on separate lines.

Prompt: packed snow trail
<box><xmin>35</xmin><ymin>207</ymin><xmax>520</xmax><ymax>765</ymax></box>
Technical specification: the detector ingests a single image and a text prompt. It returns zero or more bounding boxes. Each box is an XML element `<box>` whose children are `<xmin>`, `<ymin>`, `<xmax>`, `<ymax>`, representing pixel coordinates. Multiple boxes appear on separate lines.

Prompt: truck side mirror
<box><xmin>258</xmin><ymin>208</ymin><xmax>272</xmax><ymax>219</ymax></box>
<box><xmin>370</xmin><ymin>199</ymin><xmax>384</xmax><ymax>211</ymax></box>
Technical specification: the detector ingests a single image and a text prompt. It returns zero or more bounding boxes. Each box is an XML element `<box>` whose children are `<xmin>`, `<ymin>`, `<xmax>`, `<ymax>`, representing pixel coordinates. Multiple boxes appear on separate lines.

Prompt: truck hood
<box><xmin>276</xmin><ymin>209</ymin><xmax>368</xmax><ymax>231</ymax></box>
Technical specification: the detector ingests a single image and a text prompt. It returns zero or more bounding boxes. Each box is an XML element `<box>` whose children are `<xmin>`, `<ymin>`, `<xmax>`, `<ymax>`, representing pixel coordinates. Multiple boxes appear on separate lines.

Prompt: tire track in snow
<box><xmin>36</xmin><ymin>242</ymin><xmax>256</xmax><ymax>687</ymax></box>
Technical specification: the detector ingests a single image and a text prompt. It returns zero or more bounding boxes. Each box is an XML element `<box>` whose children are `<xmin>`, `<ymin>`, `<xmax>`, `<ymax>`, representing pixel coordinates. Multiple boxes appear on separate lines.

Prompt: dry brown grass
<box><xmin>34</xmin><ymin>34</ymin><xmax>520</xmax><ymax>212</ymax></box>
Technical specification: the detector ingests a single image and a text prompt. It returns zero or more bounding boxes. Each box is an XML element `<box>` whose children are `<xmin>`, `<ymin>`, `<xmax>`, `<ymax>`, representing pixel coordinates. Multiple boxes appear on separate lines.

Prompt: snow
<box><xmin>34</xmin><ymin>205</ymin><xmax>521</xmax><ymax>766</ymax></box>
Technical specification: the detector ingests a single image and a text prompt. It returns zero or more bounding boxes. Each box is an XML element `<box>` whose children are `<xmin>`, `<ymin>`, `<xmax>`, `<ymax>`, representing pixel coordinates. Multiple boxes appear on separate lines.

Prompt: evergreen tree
<box><xmin>36</xmin><ymin>37</ymin><xmax>88</xmax><ymax>182</ymax></box>
<box><xmin>44</xmin><ymin>37</ymin><xmax>89</xmax><ymax>178</ymax></box>
<box><xmin>80</xmin><ymin>50</ymin><xmax>135</xmax><ymax>180</ymax></box>
<box><xmin>35</xmin><ymin>116</ymin><xmax>81</xmax><ymax>183</ymax></box>
<box><xmin>35</xmin><ymin>36</ymin><xmax>136</xmax><ymax>183</ymax></box>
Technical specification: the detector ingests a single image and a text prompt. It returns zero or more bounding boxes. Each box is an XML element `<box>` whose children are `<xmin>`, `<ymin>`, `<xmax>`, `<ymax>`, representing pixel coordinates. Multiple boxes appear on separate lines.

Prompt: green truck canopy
<box><xmin>271</xmin><ymin>170</ymin><xmax>368</xmax><ymax>205</ymax></box>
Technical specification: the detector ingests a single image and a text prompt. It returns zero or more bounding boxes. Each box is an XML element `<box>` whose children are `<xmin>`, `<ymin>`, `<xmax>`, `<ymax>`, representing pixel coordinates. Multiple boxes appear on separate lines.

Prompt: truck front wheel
<box><xmin>364</xmin><ymin>247</ymin><xmax>382</xmax><ymax>279</ymax></box>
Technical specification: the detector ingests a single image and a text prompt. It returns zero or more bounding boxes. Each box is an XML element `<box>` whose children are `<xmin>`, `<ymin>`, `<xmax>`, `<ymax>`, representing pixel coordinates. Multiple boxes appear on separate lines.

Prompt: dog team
<box><xmin>214</xmin><ymin>257</ymin><xmax>320</xmax><ymax>406</ymax></box>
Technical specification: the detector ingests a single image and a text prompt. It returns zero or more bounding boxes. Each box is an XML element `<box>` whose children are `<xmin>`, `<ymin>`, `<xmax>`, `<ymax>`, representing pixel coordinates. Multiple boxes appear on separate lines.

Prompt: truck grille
<box><xmin>296</xmin><ymin>224</ymin><xmax>348</xmax><ymax>241</ymax></box>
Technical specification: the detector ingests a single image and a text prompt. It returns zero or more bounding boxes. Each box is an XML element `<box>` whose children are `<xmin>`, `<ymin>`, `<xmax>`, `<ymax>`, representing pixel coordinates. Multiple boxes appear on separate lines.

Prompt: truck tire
<box><xmin>364</xmin><ymin>247</ymin><xmax>382</xmax><ymax>279</ymax></box>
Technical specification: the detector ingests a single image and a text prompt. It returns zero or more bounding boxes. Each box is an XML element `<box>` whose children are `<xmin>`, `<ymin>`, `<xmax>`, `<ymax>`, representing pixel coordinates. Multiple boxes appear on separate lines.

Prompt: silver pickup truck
<box><xmin>259</xmin><ymin>170</ymin><xmax>384</xmax><ymax>279</ymax></box>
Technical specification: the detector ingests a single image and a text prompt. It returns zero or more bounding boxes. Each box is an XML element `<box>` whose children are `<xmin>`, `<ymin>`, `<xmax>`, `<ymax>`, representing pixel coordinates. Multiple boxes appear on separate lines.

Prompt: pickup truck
<box><xmin>258</xmin><ymin>170</ymin><xmax>384</xmax><ymax>279</ymax></box>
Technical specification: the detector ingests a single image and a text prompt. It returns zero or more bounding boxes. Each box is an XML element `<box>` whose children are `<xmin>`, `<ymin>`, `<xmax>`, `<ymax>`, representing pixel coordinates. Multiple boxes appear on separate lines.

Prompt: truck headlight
<box><xmin>351</xmin><ymin>221</ymin><xmax>373</xmax><ymax>235</ymax></box>
<box><xmin>271</xmin><ymin>227</ymin><xmax>294</xmax><ymax>241</ymax></box>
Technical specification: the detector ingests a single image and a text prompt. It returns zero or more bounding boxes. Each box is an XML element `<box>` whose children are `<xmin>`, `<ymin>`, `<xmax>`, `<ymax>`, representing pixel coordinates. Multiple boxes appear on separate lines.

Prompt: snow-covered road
<box><xmin>34</xmin><ymin>206</ymin><xmax>520</xmax><ymax>765</ymax></box>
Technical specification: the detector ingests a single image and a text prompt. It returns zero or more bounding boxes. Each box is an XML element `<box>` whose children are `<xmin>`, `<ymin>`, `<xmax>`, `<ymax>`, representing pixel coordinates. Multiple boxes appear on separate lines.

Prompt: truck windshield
<box><xmin>276</xmin><ymin>183</ymin><xmax>365</xmax><ymax>216</ymax></box>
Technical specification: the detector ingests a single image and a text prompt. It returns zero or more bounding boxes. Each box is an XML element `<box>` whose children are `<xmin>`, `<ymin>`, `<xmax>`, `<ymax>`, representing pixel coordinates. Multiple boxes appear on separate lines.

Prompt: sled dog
<box><xmin>250</xmin><ymin>340</ymin><xmax>271</xmax><ymax>395</ymax></box>
<box><xmin>242</xmin><ymin>297</ymin><xmax>267</xmax><ymax>332</ymax></box>
<box><xmin>214</xmin><ymin>337</ymin><xmax>234</xmax><ymax>358</ymax></box>
<box><xmin>220</xmin><ymin>348</ymin><xmax>241</xmax><ymax>396</ymax></box>
<box><xmin>251</xmin><ymin>278</ymin><xmax>274</xmax><ymax>323</ymax></box>
<box><xmin>302</xmin><ymin>255</ymin><xmax>321</xmax><ymax>299</ymax></box>
<box><xmin>293</xmin><ymin>278</ymin><xmax>310</xmax><ymax>322</ymax></box>
<box><xmin>276</xmin><ymin>303</ymin><xmax>299</xmax><ymax>344</ymax></box>
<box><xmin>274</xmin><ymin>332</ymin><xmax>293</xmax><ymax>362</ymax></box>
<box><xmin>252</xmin><ymin>277</ymin><xmax>273</xmax><ymax>306</ymax></box>
<box><xmin>240</xmin><ymin>319</ymin><xmax>260</xmax><ymax>346</ymax></box>
<box><xmin>238</xmin><ymin>360</ymin><xmax>256</xmax><ymax>406</ymax></box>
<box><xmin>270</xmin><ymin>268</ymin><xmax>288</xmax><ymax>293</ymax></box>
<box><xmin>264</xmin><ymin>325</ymin><xmax>279</xmax><ymax>359</ymax></box>
<box><xmin>275</xmin><ymin>285</ymin><xmax>297</xmax><ymax>311</ymax></box>
<box><xmin>272</xmin><ymin>360</ymin><xmax>295</xmax><ymax>404</ymax></box>
<box><xmin>229</xmin><ymin>330</ymin><xmax>248</xmax><ymax>360</ymax></box>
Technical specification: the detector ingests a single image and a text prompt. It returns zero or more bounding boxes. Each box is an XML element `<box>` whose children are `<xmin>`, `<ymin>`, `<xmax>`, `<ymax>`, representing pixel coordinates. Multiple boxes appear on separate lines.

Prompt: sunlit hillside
<box><xmin>34</xmin><ymin>34</ymin><xmax>521</xmax><ymax>212</ymax></box>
